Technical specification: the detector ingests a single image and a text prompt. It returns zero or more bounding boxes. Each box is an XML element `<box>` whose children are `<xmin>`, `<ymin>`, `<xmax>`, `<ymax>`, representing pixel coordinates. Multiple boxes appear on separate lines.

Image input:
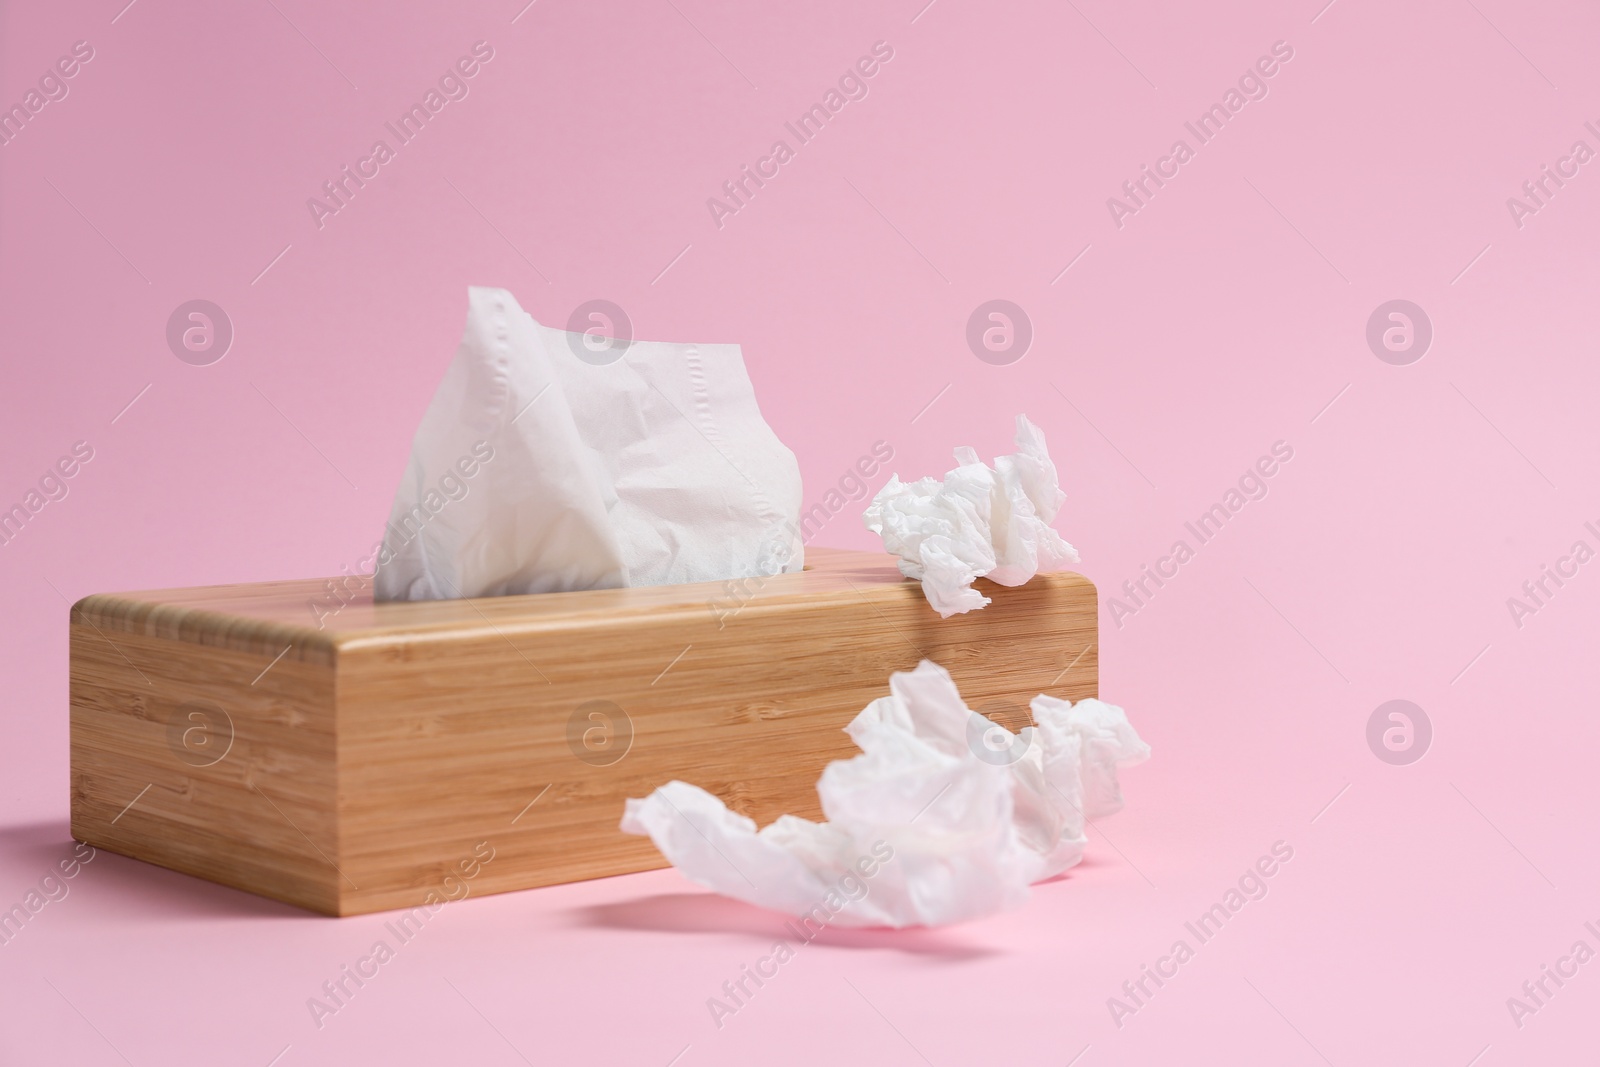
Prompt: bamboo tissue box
<box><xmin>69</xmin><ymin>548</ymin><xmax>1098</xmax><ymax>916</ymax></box>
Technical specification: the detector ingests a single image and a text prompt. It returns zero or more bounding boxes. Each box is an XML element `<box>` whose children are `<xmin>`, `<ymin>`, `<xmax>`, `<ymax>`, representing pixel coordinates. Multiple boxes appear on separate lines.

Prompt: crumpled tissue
<box><xmin>375</xmin><ymin>286</ymin><xmax>803</xmax><ymax>601</ymax></box>
<box><xmin>621</xmin><ymin>660</ymin><xmax>1148</xmax><ymax>928</ymax></box>
<box><xmin>864</xmin><ymin>414</ymin><xmax>1078</xmax><ymax>617</ymax></box>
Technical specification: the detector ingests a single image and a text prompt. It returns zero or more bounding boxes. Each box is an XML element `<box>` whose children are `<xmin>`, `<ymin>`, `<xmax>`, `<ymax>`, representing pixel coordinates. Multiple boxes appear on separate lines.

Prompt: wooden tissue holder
<box><xmin>69</xmin><ymin>548</ymin><xmax>1097</xmax><ymax>916</ymax></box>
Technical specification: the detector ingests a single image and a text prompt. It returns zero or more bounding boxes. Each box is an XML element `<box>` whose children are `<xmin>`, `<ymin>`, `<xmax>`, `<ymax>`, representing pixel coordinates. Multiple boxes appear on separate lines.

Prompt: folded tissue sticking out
<box><xmin>375</xmin><ymin>287</ymin><xmax>803</xmax><ymax>601</ymax></box>
<box><xmin>622</xmin><ymin>660</ymin><xmax>1148</xmax><ymax>928</ymax></box>
<box><xmin>864</xmin><ymin>414</ymin><xmax>1078</xmax><ymax>617</ymax></box>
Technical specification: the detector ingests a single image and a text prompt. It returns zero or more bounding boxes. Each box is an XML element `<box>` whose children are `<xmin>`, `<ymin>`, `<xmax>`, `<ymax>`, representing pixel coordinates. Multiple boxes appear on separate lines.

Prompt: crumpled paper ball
<box><xmin>621</xmin><ymin>660</ymin><xmax>1148</xmax><ymax>928</ymax></box>
<box><xmin>864</xmin><ymin>414</ymin><xmax>1079</xmax><ymax>616</ymax></box>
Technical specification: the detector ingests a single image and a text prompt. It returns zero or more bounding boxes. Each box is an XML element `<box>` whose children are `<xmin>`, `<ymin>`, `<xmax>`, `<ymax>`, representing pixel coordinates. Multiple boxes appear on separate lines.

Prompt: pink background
<box><xmin>4</xmin><ymin>0</ymin><xmax>1599</xmax><ymax>1062</ymax></box>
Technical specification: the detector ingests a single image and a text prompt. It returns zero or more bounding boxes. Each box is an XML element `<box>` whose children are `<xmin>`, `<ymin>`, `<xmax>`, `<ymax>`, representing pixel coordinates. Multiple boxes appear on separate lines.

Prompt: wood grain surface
<box><xmin>69</xmin><ymin>548</ymin><xmax>1098</xmax><ymax>916</ymax></box>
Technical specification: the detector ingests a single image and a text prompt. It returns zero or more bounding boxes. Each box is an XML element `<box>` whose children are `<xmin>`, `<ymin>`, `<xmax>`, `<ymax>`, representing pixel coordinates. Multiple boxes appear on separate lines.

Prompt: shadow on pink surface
<box><xmin>0</xmin><ymin>819</ymin><xmax>311</xmax><ymax>922</ymax></box>
<box><xmin>577</xmin><ymin>888</ymin><xmax>1031</xmax><ymax>959</ymax></box>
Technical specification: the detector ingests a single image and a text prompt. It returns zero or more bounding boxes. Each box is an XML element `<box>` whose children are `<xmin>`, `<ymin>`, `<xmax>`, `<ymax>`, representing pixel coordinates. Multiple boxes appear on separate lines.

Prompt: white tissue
<box><xmin>374</xmin><ymin>287</ymin><xmax>803</xmax><ymax>601</ymax></box>
<box><xmin>621</xmin><ymin>660</ymin><xmax>1148</xmax><ymax>928</ymax></box>
<box><xmin>863</xmin><ymin>414</ymin><xmax>1078</xmax><ymax>617</ymax></box>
